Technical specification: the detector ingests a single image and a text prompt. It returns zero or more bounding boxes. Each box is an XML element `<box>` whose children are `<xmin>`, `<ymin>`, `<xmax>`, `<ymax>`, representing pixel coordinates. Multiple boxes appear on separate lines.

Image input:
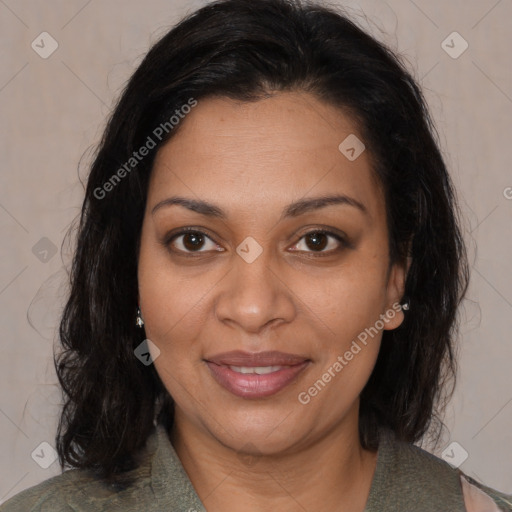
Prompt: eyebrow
<box><xmin>151</xmin><ymin>194</ymin><xmax>368</xmax><ymax>219</ymax></box>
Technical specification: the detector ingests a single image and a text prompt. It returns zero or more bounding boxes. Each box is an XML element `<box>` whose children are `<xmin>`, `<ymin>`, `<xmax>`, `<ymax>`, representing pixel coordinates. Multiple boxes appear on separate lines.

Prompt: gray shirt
<box><xmin>1</xmin><ymin>423</ymin><xmax>511</xmax><ymax>511</ymax></box>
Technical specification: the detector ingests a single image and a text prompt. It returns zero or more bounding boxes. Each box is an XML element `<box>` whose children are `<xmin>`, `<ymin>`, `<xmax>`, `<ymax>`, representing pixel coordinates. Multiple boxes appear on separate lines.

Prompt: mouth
<box><xmin>204</xmin><ymin>351</ymin><xmax>311</xmax><ymax>399</ymax></box>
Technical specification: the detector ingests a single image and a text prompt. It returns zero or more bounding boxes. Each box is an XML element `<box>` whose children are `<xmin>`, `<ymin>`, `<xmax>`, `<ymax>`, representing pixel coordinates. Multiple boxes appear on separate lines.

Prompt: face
<box><xmin>137</xmin><ymin>91</ymin><xmax>406</xmax><ymax>456</ymax></box>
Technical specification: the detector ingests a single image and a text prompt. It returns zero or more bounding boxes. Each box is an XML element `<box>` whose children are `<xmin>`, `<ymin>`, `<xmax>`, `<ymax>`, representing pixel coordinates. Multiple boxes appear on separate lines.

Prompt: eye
<box><xmin>167</xmin><ymin>229</ymin><xmax>223</xmax><ymax>253</ymax></box>
<box><xmin>289</xmin><ymin>230</ymin><xmax>347</xmax><ymax>255</ymax></box>
<box><xmin>164</xmin><ymin>227</ymin><xmax>349</xmax><ymax>256</ymax></box>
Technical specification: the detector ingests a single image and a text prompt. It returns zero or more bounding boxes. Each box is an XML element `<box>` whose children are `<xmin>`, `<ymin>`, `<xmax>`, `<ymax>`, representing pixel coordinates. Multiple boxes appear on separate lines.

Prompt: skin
<box><xmin>137</xmin><ymin>91</ymin><xmax>408</xmax><ymax>512</ymax></box>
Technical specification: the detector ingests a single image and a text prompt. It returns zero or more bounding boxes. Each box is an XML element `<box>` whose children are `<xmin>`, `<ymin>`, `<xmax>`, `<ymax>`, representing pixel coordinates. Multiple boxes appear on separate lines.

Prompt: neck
<box><xmin>169</xmin><ymin>406</ymin><xmax>378</xmax><ymax>512</ymax></box>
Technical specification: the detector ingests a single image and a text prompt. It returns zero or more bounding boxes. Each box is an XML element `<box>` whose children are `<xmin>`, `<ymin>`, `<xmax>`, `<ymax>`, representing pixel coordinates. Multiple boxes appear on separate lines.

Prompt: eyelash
<box><xmin>164</xmin><ymin>227</ymin><xmax>350</xmax><ymax>257</ymax></box>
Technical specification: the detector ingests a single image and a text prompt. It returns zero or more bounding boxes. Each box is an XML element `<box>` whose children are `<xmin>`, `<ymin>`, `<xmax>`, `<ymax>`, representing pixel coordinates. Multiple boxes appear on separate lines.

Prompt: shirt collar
<box><xmin>149</xmin><ymin>423</ymin><xmax>206</xmax><ymax>510</ymax></box>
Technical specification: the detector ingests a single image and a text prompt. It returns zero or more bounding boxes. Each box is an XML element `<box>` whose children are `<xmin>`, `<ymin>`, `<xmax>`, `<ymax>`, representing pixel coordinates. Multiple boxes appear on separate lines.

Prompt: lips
<box><xmin>204</xmin><ymin>351</ymin><xmax>311</xmax><ymax>399</ymax></box>
<box><xmin>205</xmin><ymin>350</ymin><xmax>309</xmax><ymax>367</ymax></box>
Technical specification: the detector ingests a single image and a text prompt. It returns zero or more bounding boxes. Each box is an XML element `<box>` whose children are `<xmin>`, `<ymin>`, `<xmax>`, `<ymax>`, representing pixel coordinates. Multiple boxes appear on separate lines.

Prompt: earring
<box><xmin>401</xmin><ymin>299</ymin><xmax>410</xmax><ymax>311</ymax></box>
<box><xmin>136</xmin><ymin>307</ymin><xmax>144</xmax><ymax>328</ymax></box>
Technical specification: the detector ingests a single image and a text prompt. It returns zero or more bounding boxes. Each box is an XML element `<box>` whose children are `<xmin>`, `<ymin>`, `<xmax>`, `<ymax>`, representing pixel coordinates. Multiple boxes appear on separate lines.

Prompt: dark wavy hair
<box><xmin>55</xmin><ymin>0</ymin><xmax>470</xmax><ymax>486</ymax></box>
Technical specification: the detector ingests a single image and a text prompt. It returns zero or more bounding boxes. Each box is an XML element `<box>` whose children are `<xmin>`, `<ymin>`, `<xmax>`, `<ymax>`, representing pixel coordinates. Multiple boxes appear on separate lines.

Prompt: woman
<box><xmin>2</xmin><ymin>0</ymin><xmax>511</xmax><ymax>510</ymax></box>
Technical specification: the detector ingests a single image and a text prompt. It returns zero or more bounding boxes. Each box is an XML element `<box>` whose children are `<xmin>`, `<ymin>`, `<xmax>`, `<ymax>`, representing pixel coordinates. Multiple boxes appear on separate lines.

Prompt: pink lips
<box><xmin>204</xmin><ymin>350</ymin><xmax>310</xmax><ymax>399</ymax></box>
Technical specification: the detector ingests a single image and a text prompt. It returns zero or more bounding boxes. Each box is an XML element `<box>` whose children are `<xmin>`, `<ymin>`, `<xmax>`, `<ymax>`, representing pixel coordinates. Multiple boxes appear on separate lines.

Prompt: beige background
<box><xmin>1</xmin><ymin>0</ymin><xmax>511</xmax><ymax>504</ymax></box>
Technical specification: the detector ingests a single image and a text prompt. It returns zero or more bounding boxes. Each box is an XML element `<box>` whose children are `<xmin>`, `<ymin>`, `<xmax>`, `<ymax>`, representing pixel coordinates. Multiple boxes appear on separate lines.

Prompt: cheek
<box><xmin>137</xmin><ymin>245</ymin><xmax>209</xmax><ymax>401</ymax></box>
<box><xmin>296</xmin><ymin>271</ymin><xmax>386</xmax><ymax>414</ymax></box>
<box><xmin>292</xmin><ymin>254</ymin><xmax>389</xmax><ymax>340</ymax></box>
<box><xmin>137</xmin><ymin>235</ymin><xmax>209</xmax><ymax>350</ymax></box>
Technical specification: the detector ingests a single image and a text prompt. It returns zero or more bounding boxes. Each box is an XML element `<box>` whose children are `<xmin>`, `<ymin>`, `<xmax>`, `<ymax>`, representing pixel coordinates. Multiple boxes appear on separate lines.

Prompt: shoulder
<box><xmin>460</xmin><ymin>473</ymin><xmax>512</xmax><ymax>512</ymax></box>
<box><xmin>380</xmin><ymin>428</ymin><xmax>463</xmax><ymax>488</ymax></box>
<box><xmin>0</xmin><ymin>465</ymin><xmax>154</xmax><ymax>512</ymax></box>
<box><xmin>0</xmin><ymin>468</ymin><xmax>106</xmax><ymax>511</ymax></box>
<box><xmin>0</xmin><ymin>430</ymin><xmax>158</xmax><ymax>512</ymax></box>
<box><xmin>374</xmin><ymin>428</ymin><xmax>512</xmax><ymax>511</ymax></box>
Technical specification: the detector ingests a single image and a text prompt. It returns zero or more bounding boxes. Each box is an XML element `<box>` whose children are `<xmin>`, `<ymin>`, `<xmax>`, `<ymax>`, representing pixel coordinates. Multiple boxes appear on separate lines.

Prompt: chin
<box><xmin>209</xmin><ymin>406</ymin><xmax>311</xmax><ymax>452</ymax></box>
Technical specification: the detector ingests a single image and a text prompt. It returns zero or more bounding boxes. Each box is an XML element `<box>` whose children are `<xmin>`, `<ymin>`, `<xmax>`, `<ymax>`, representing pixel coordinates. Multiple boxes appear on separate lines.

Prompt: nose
<box><xmin>214</xmin><ymin>248</ymin><xmax>296</xmax><ymax>335</ymax></box>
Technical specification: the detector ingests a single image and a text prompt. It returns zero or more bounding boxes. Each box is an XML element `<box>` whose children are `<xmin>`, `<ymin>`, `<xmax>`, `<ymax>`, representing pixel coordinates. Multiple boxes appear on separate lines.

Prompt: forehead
<box><xmin>148</xmin><ymin>92</ymin><xmax>384</xmax><ymax>221</ymax></box>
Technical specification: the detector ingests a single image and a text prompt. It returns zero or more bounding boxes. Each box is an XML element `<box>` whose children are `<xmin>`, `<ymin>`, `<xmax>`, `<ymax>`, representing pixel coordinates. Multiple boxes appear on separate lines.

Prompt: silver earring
<box><xmin>136</xmin><ymin>307</ymin><xmax>144</xmax><ymax>328</ymax></box>
<box><xmin>401</xmin><ymin>300</ymin><xmax>410</xmax><ymax>311</ymax></box>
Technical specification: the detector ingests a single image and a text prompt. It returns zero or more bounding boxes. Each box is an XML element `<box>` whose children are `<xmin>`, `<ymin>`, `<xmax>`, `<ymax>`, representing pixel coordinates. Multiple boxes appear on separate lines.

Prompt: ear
<box><xmin>383</xmin><ymin>255</ymin><xmax>411</xmax><ymax>330</ymax></box>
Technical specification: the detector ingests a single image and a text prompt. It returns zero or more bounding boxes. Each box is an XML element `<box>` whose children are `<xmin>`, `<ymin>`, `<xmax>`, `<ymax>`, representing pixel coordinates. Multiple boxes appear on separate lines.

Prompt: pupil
<box><xmin>306</xmin><ymin>232</ymin><xmax>327</xmax><ymax>251</ymax></box>
<box><xmin>183</xmin><ymin>232</ymin><xmax>204</xmax><ymax>251</ymax></box>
